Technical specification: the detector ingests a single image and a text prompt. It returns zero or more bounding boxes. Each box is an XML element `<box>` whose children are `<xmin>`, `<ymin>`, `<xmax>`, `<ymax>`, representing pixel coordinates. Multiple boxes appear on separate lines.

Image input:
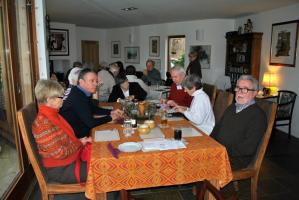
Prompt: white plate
<box><xmin>118</xmin><ymin>142</ymin><xmax>142</xmax><ymax>152</ymax></box>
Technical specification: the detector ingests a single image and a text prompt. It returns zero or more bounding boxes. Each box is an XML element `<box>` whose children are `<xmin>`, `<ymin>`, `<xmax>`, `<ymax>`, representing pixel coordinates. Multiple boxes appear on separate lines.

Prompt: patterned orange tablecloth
<box><xmin>85</xmin><ymin>118</ymin><xmax>232</xmax><ymax>200</ymax></box>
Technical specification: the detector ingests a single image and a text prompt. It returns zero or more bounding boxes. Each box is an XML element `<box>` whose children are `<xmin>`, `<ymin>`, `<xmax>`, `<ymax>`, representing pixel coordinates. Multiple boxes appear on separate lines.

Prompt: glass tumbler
<box><xmin>123</xmin><ymin>119</ymin><xmax>133</xmax><ymax>137</ymax></box>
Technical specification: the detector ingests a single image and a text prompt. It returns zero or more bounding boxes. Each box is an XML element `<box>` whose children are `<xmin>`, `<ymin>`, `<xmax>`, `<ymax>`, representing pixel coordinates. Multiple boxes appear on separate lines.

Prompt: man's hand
<box><xmin>111</xmin><ymin>109</ymin><xmax>124</xmax><ymax>121</ymax></box>
<box><xmin>174</xmin><ymin>105</ymin><xmax>187</xmax><ymax>113</ymax></box>
<box><xmin>167</xmin><ymin>100</ymin><xmax>178</xmax><ymax>107</ymax></box>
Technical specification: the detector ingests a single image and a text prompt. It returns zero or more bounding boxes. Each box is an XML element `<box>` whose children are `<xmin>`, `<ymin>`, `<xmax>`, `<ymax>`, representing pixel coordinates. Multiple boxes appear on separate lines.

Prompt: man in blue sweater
<box><xmin>60</xmin><ymin>68</ymin><xmax>123</xmax><ymax>138</ymax></box>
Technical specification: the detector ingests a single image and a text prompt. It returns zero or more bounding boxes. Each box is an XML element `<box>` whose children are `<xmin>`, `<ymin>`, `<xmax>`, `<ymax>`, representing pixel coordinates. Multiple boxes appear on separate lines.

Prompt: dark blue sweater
<box><xmin>60</xmin><ymin>86</ymin><xmax>112</xmax><ymax>138</ymax></box>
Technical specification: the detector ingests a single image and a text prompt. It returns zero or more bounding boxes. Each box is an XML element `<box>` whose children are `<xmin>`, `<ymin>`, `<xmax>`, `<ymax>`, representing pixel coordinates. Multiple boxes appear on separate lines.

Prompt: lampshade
<box><xmin>262</xmin><ymin>72</ymin><xmax>277</xmax><ymax>88</ymax></box>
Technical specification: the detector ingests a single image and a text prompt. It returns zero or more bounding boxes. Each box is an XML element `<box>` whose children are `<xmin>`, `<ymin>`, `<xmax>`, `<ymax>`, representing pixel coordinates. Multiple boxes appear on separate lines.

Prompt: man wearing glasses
<box><xmin>210</xmin><ymin>75</ymin><xmax>267</xmax><ymax>170</ymax></box>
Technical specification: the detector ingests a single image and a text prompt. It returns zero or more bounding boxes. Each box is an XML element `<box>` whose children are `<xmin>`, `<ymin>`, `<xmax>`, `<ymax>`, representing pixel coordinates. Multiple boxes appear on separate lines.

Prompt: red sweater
<box><xmin>168</xmin><ymin>83</ymin><xmax>193</xmax><ymax>107</ymax></box>
<box><xmin>32</xmin><ymin>105</ymin><xmax>82</xmax><ymax>168</ymax></box>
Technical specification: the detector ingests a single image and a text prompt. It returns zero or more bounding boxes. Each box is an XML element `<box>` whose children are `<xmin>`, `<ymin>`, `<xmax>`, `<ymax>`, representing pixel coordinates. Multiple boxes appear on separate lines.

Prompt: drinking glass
<box><xmin>123</xmin><ymin>120</ymin><xmax>133</xmax><ymax>137</ymax></box>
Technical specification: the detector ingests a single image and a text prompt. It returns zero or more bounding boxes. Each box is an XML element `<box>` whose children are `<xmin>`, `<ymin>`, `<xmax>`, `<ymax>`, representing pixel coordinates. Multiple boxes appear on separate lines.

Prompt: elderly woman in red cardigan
<box><xmin>32</xmin><ymin>79</ymin><xmax>91</xmax><ymax>188</ymax></box>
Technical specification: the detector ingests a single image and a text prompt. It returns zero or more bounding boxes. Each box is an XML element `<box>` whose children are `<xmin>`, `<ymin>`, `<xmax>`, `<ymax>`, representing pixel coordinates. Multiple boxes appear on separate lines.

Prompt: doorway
<box><xmin>81</xmin><ymin>40</ymin><xmax>99</xmax><ymax>70</ymax></box>
<box><xmin>167</xmin><ymin>35</ymin><xmax>185</xmax><ymax>72</ymax></box>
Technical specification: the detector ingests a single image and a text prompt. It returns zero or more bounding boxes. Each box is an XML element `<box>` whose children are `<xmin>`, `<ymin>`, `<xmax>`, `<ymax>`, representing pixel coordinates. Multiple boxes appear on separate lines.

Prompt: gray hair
<box><xmin>35</xmin><ymin>79</ymin><xmax>64</xmax><ymax>104</ymax></box>
<box><xmin>237</xmin><ymin>75</ymin><xmax>258</xmax><ymax>90</ymax></box>
<box><xmin>182</xmin><ymin>74</ymin><xmax>202</xmax><ymax>90</ymax></box>
<box><xmin>171</xmin><ymin>65</ymin><xmax>186</xmax><ymax>75</ymax></box>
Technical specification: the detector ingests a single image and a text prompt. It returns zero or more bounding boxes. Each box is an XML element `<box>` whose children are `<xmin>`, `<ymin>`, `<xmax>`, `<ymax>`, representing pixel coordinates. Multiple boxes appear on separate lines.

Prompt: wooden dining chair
<box><xmin>17</xmin><ymin>102</ymin><xmax>85</xmax><ymax>200</ymax></box>
<box><xmin>213</xmin><ymin>90</ymin><xmax>234</xmax><ymax>123</ymax></box>
<box><xmin>203</xmin><ymin>83</ymin><xmax>217</xmax><ymax>106</ymax></box>
<box><xmin>196</xmin><ymin>180</ymin><xmax>238</xmax><ymax>200</ymax></box>
<box><xmin>274</xmin><ymin>90</ymin><xmax>297</xmax><ymax>139</ymax></box>
<box><xmin>232</xmin><ymin>100</ymin><xmax>277</xmax><ymax>200</ymax></box>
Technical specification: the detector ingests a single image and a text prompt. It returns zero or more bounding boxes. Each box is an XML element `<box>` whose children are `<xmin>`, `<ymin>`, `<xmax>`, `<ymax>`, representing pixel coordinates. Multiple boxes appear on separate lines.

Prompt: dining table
<box><xmin>85</xmin><ymin>103</ymin><xmax>232</xmax><ymax>200</ymax></box>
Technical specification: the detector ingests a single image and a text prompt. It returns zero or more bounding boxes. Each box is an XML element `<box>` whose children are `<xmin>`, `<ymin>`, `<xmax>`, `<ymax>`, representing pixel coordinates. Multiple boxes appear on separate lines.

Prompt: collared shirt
<box><xmin>235</xmin><ymin>99</ymin><xmax>256</xmax><ymax>113</ymax></box>
<box><xmin>77</xmin><ymin>85</ymin><xmax>91</xmax><ymax>97</ymax></box>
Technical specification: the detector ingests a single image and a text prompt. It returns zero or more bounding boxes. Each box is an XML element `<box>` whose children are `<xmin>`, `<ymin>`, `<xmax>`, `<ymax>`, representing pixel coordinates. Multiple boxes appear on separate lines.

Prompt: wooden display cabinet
<box><xmin>225</xmin><ymin>32</ymin><xmax>263</xmax><ymax>89</ymax></box>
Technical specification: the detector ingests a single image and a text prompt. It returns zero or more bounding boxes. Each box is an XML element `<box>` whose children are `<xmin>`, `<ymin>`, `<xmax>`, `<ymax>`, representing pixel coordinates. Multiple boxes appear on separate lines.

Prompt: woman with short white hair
<box><xmin>174</xmin><ymin>74</ymin><xmax>215</xmax><ymax>134</ymax></box>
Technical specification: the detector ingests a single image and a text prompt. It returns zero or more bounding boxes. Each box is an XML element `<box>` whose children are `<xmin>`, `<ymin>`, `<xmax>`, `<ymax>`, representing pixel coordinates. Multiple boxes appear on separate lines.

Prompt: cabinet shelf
<box><xmin>225</xmin><ymin>32</ymin><xmax>263</xmax><ymax>89</ymax></box>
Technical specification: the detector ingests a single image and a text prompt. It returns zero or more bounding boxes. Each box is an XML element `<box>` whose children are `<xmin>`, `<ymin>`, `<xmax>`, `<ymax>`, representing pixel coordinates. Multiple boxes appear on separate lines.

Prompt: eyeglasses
<box><xmin>234</xmin><ymin>86</ymin><xmax>255</xmax><ymax>94</ymax></box>
<box><xmin>56</xmin><ymin>96</ymin><xmax>64</xmax><ymax>99</ymax></box>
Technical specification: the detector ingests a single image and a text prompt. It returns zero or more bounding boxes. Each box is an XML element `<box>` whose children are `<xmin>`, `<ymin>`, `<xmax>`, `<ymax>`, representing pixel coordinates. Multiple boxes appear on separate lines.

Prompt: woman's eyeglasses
<box><xmin>234</xmin><ymin>86</ymin><xmax>255</xmax><ymax>94</ymax></box>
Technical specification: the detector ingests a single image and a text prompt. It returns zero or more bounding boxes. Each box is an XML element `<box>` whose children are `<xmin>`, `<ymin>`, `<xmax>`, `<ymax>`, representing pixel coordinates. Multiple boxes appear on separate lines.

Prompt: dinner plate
<box><xmin>118</xmin><ymin>142</ymin><xmax>142</xmax><ymax>152</ymax></box>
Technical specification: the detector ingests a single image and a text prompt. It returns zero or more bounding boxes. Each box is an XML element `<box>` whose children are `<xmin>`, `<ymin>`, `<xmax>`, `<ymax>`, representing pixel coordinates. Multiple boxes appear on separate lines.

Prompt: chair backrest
<box><xmin>276</xmin><ymin>90</ymin><xmax>297</xmax><ymax>119</ymax></box>
<box><xmin>249</xmin><ymin>100</ymin><xmax>277</xmax><ymax>172</ymax></box>
<box><xmin>213</xmin><ymin>90</ymin><xmax>234</xmax><ymax>123</ymax></box>
<box><xmin>17</xmin><ymin>103</ymin><xmax>49</xmax><ymax>194</ymax></box>
<box><xmin>203</xmin><ymin>83</ymin><xmax>217</xmax><ymax>106</ymax></box>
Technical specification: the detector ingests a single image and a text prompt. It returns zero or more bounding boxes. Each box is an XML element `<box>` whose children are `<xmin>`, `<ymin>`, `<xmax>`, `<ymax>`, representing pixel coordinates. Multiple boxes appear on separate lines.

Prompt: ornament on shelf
<box><xmin>244</xmin><ymin>19</ymin><xmax>253</xmax><ymax>33</ymax></box>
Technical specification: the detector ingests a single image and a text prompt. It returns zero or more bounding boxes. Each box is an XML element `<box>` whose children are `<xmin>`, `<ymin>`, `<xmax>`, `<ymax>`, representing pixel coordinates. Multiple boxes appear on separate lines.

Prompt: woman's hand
<box><xmin>80</xmin><ymin>137</ymin><xmax>92</xmax><ymax>145</ymax></box>
<box><xmin>174</xmin><ymin>106</ymin><xmax>187</xmax><ymax>113</ymax></box>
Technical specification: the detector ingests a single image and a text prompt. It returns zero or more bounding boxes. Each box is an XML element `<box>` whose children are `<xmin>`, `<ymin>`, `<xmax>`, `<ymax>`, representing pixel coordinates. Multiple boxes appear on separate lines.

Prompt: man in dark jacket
<box><xmin>60</xmin><ymin>68</ymin><xmax>123</xmax><ymax>138</ymax></box>
<box><xmin>210</xmin><ymin>75</ymin><xmax>267</xmax><ymax>170</ymax></box>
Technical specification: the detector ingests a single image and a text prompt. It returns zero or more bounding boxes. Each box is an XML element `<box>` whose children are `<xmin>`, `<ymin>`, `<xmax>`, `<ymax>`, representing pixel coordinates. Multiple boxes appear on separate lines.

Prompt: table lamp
<box><xmin>262</xmin><ymin>72</ymin><xmax>278</xmax><ymax>96</ymax></box>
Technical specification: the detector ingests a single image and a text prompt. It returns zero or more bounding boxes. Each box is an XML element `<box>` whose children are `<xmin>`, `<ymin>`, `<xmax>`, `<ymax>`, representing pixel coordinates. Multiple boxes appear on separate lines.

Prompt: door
<box><xmin>167</xmin><ymin>35</ymin><xmax>185</xmax><ymax>72</ymax></box>
<box><xmin>81</xmin><ymin>40</ymin><xmax>99</xmax><ymax>70</ymax></box>
<box><xmin>0</xmin><ymin>0</ymin><xmax>37</xmax><ymax>199</ymax></box>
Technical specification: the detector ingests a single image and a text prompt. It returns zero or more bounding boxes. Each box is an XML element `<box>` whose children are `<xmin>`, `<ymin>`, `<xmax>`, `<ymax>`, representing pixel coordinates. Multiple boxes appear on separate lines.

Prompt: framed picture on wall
<box><xmin>111</xmin><ymin>41</ymin><xmax>121</xmax><ymax>58</ymax></box>
<box><xmin>269</xmin><ymin>20</ymin><xmax>299</xmax><ymax>67</ymax></box>
<box><xmin>190</xmin><ymin>45</ymin><xmax>211</xmax><ymax>69</ymax></box>
<box><xmin>49</xmin><ymin>29</ymin><xmax>69</xmax><ymax>56</ymax></box>
<box><xmin>125</xmin><ymin>47</ymin><xmax>140</xmax><ymax>63</ymax></box>
<box><xmin>149</xmin><ymin>36</ymin><xmax>160</xmax><ymax>57</ymax></box>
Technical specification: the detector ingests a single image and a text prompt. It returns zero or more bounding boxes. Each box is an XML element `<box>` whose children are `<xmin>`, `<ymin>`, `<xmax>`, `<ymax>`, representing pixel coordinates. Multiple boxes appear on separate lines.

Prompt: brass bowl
<box><xmin>144</xmin><ymin>120</ymin><xmax>155</xmax><ymax>129</ymax></box>
<box><xmin>138</xmin><ymin>124</ymin><xmax>150</xmax><ymax>135</ymax></box>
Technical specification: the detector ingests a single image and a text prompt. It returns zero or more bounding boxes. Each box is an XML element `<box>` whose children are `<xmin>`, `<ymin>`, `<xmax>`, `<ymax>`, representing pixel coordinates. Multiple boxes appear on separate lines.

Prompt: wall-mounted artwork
<box><xmin>190</xmin><ymin>45</ymin><xmax>211</xmax><ymax>69</ymax></box>
<box><xmin>149</xmin><ymin>36</ymin><xmax>160</xmax><ymax>57</ymax></box>
<box><xmin>49</xmin><ymin>29</ymin><xmax>69</xmax><ymax>56</ymax></box>
<box><xmin>111</xmin><ymin>41</ymin><xmax>121</xmax><ymax>58</ymax></box>
<box><xmin>125</xmin><ymin>47</ymin><xmax>140</xmax><ymax>63</ymax></box>
<box><xmin>270</xmin><ymin>20</ymin><xmax>298</xmax><ymax>67</ymax></box>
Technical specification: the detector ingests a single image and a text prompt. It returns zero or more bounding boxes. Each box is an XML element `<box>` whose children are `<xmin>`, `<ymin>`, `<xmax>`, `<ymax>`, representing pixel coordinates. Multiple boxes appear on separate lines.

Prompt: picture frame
<box><xmin>190</xmin><ymin>45</ymin><xmax>211</xmax><ymax>69</ymax></box>
<box><xmin>124</xmin><ymin>47</ymin><xmax>140</xmax><ymax>63</ymax></box>
<box><xmin>149</xmin><ymin>36</ymin><xmax>160</xmax><ymax>57</ymax></box>
<box><xmin>150</xmin><ymin>59</ymin><xmax>161</xmax><ymax>71</ymax></box>
<box><xmin>49</xmin><ymin>29</ymin><xmax>69</xmax><ymax>56</ymax></box>
<box><xmin>111</xmin><ymin>41</ymin><xmax>121</xmax><ymax>58</ymax></box>
<box><xmin>269</xmin><ymin>20</ymin><xmax>299</xmax><ymax>67</ymax></box>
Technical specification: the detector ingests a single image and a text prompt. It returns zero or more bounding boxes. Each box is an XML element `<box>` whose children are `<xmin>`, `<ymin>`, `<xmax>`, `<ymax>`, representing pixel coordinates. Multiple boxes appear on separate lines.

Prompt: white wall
<box><xmin>105</xmin><ymin>19</ymin><xmax>235</xmax><ymax>82</ymax></box>
<box><xmin>236</xmin><ymin>3</ymin><xmax>299</xmax><ymax>138</ymax></box>
<box><xmin>49</xmin><ymin>19</ymin><xmax>234</xmax><ymax>82</ymax></box>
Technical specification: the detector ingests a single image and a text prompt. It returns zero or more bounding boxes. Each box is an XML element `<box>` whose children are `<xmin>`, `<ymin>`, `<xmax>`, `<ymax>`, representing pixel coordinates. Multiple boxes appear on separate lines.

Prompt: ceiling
<box><xmin>46</xmin><ymin>0</ymin><xmax>299</xmax><ymax>29</ymax></box>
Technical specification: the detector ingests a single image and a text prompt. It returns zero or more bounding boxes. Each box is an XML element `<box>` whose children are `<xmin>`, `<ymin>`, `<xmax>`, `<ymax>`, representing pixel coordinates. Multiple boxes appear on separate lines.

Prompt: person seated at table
<box><xmin>210</xmin><ymin>75</ymin><xmax>267</xmax><ymax>169</ymax></box>
<box><xmin>97</xmin><ymin>63</ymin><xmax>116</xmax><ymax>102</ymax></box>
<box><xmin>60</xmin><ymin>68</ymin><xmax>123</xmax><ymax>138</ymax></box>
<box><xmin>32</xmin><ymin>79</ymin><xmax>91</xmax><ymax>189</ymax></box>
<box><xmin>165</xmin><ymin>71</ymin><xmax>173</xmax><ymax>86</ymax></box>
<box><xmin>166</xmin><ymin>66</ymin><xmax>193</xmax><ymax>107</ymax></box>
<box><xmin>108</xmin><ymin>75</ymin><xmax>147</xmax><ymax>102</ymax></box>
<box><xmin>126</xmin><ymin>65</ymin><xmax>149</xmax><ymax>93</ymax></box>
<box><xmin>174</xmin><ymin>74</ymin><xmax>215</xmax><ymax>134</ymax></box>
<box><xmin>141</xmin><ymin>59</ymin><xmax>162</xmax><ymax>85</ymax></box>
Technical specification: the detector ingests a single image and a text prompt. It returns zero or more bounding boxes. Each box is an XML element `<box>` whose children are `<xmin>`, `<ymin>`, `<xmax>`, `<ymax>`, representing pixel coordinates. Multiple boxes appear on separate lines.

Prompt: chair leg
<box><xmin>251</xmin><ymin>177</ymin><xmax>258</xmax><ymax>200</ymax></box>
<box><xmin>120</xmin><ymin>189</ymin><xmax>129</xmax><ymax>200</ymax></box>
<box><xmin>288</xmin><ymin>123</ymin><xmax>292</xmax><ymax>139</ymax></box>
<box><xmin>233</xmin><ymin>181</ymin><xmax>239</xmax><ymax>192</ymax></box>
